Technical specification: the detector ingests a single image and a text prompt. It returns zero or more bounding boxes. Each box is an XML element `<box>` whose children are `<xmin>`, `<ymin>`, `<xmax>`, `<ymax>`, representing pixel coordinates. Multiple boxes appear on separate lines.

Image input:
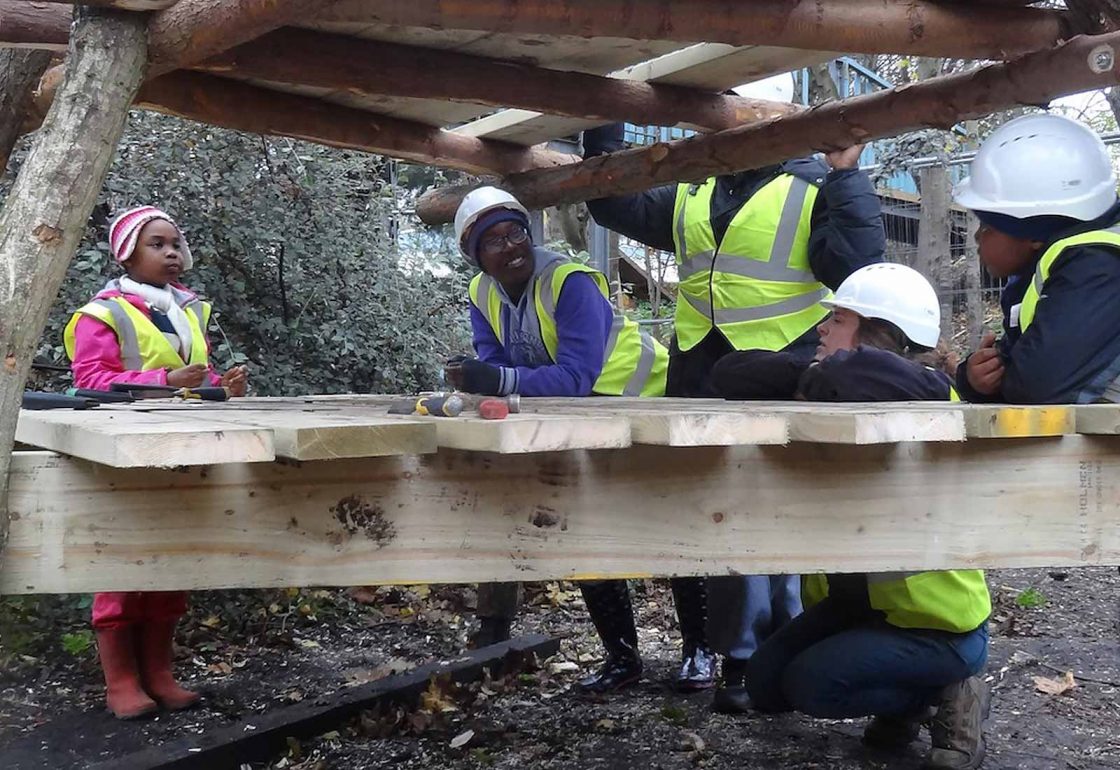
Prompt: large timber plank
<box><xmin>419</xmin><ymin>413</ymin><xmax>631</xmax><ymax>453</ymax></box>
<box><xmin>6</xmin><ymin>435</ymin><xmax>1120</xmax><ymax>593</ymax></box>
<box><xmin>164</xmin><ymin>408</ymin><xmax>437</xmax><ymax>460</ymax></box>
<box><xmin>14</xmin><ymin>408</ymin><xmax>275</xmax><ymax>467</ymax></box>
<box><xmin>961</xmin><ymin>404</ymin><xmax>1074</xmax><ymax>439</ymax></box>
<box><xmin>1073</xmin><ymin>404</ymin><xmax>1120</xmax><ymax>435</ymax></box>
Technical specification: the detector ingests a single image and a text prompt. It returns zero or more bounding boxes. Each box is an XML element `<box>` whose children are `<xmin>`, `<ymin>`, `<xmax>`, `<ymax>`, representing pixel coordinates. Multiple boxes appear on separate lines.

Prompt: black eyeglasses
<box><xmin>479</xmin><ymin>225</ymin><xmax>529</xmax><ymax>256</ymax></box>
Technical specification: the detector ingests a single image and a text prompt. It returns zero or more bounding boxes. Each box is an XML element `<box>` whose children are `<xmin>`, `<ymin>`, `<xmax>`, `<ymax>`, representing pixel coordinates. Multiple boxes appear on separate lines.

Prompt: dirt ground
<box><xmin>1</xmin><ymin>567</ymin><xmax>1117</xmax><ymax>770</ymax></box>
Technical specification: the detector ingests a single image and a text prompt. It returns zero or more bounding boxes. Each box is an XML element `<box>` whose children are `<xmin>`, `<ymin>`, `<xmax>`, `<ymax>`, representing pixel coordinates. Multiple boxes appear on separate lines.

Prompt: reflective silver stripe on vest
<box><xmin>90</xmin><ymin>299</ymin><xmax>142</xmax><ymax>370</ymax></box>
<box><xmin>538</xmin><ymin>262</ymin><xmax>562</xmax><ymax>317</ymax></box>
<box><xmin>767</xmin><ymin>177</ymin><xmax>811</xmax><ymax>267</ymax></box>
<box><xmin>683</xmin><ymin>286</ymin><xmax>830</xmax><ymax>325</ymax></box>
<box><xmin>675</xmin><ymin>177</ymin><xmax>812</xmax><ymax>284</ymax></box>
<box><xmin>475</xmin><ymin>274</ymin><xmax>500</xmax><ymax>339</ymax></box>
<box><xmin>679</xmin><ymin>251</ymin><xmax>816</xmax><ymax>284</ymax></box>
<box><xmin>186</xmin><ymin>301</ymin><xmax>205</xmax><ymax>333</ymax></box>
<box><xmin>624</xmin><ymin>330</ymin><xmax>658</xmax><ymax>397</ymax></box>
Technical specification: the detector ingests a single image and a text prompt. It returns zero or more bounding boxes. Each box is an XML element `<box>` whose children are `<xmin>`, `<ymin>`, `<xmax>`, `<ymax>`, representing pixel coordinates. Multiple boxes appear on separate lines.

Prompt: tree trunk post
<box><xmin>918</xmin><ymin>165</ymin><xmax>954</xmax><ymax>342</ymax></box>
<box><xmin>0</xmin><ymin>7</ymin><xmax>147</xmax><ymax>563</ymax></box>
<box><xmin>963</xmin><ymin>211</ymin><xmax>985</xmax><ymax>348</ymax></box>
<box><xmin>0</xmin><ymin>48</ymin><xmax>52</xmax><ymax>171</ymax></box>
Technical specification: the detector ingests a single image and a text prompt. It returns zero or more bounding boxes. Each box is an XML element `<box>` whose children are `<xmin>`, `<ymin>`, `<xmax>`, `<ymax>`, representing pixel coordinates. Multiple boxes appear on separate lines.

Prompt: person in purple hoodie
<box><xmin>448</xmin><ymin>187</ymin><xmax>717</xmax><ymax>694</ymax></box>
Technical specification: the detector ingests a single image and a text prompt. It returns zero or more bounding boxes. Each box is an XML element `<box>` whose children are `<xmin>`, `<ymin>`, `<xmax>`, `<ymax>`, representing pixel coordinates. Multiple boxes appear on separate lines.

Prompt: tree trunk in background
<box><xmin>0</xmin><ymin>49</ymin><xmax>52</xmax><ymax>172</ymax></box>
<box><xmin>963</xmin><ymin>211</ymin><xmax>985</xmax><ymax>349</ymax></box>
<box><xmin>918</xmin><ymin>165</ymin><xmax>954</xmax><ymax>341</ymax></box>
<box><xmin>0</xmin><ymin>8</ymin><xmax>146</xmax><ymax>564</ymax></box>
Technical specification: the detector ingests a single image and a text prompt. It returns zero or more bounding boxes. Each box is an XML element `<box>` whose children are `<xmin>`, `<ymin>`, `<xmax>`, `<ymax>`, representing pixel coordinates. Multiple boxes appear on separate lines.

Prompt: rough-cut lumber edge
<box><xmin>0</xmin><ymin>8</ymin><xmax>146</xmax><ymax>567</ymax></box>
<box><xmin>15</xmin><ymin>408</ymin><xmax>275</xmax><ymax>467</ymax></box>
<box><xmin>196</xmin><ymin>27</ymin><xmax>800</xmax><ymax>133</ymax></box>
<box><xmin>1073</xmin><ymin>403</ymin><xmax>1120</xmax><ymax>434</ymax></box>
<box><xmin>961</xmin><ymin>405</ymin><xmax>1075</xmax><ymax>439</ymax></box>
<box><xmin>413</xmin><ymin>413</ymin><xmax>632</xmax><ymax>453</ymax></box>
<box><xmin>178</xmin><ymin>408</ymin><xmax>438</xmax><ymax>460</ymax></box>
<box><xmin>416</xmin><ymin>31</ymin><xmax>1120</xmax><ymax>222</ymax></box>
<box><xmin>7</xmin><ymin>436</ymin><xmax>1120</xmax><ymax>593</ymax></box>
<box><xmin>321</xmin><ymin>0</ymin><xmax>1067</xmax><ymax>59</ymax></box>
<box><xmin>613</xmin><ymin>409</ymin><xmax>788</xmax><ymax>446</ymax></box>
<box><xmin>88</xmin><ymin>634</ymin><xmax>560</xmax><ymax>770</ymax></box>
<box><xmin>783</xmin><ymin>409</ymin><xmax>966</xmax><ymax>444</ymax></box>
<box><xmin>135</xmin><ymin>71</ymin><xmax>574</xmax><ymax>176</ymax></box>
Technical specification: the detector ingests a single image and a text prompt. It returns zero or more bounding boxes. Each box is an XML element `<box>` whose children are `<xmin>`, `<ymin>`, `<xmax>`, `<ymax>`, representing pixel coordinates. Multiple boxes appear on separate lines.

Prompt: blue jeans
<box><xmin>746</xmin><ymin>597</ymin><xmax>989</xmax><ymax>719</ymax></box>
<box><xmin>707</xmin><ymin>574</ymin><xmax>803</xmax><ymax>660</ymax></box>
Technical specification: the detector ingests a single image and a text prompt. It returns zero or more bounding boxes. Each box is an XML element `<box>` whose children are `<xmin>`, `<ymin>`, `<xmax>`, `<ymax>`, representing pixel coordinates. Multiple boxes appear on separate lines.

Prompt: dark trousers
<box><xmin>746</xmin><ymin>597</ymin><xmax>989</xmax><ymax>719</ymax></box>
<box><xmin>669</xmin><ymin>330</ymin><xmax>802</xmax><ymax>660</ymax></box>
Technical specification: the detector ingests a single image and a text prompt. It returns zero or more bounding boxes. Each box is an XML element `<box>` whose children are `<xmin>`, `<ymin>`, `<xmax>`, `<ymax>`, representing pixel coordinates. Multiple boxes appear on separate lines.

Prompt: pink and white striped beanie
<box><xmin>108</xmin><ymin>205</ymin><xmax>194</xmax><ymax>271</ymax></box>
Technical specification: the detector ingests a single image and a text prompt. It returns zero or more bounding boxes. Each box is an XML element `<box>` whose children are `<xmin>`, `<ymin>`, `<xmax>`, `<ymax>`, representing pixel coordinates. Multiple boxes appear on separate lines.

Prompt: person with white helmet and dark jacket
<box><xmin>449</xmin><ymin>187</ymin><xmax>720</xmax><ymax>694</ymax></box>
<box><xmin>581</xmin><ymin>74</ymin><xmax>888</xmax><ymax>713</ymax></box>
<box><xmin>712</xmin><ymin>264</ymin><xmax>992</xmax><ymax>770</ymax></box>
<box><xmin>952</xmin><ymin>113</ymin><xmax>1120</xmax><ymax>406</ymax></box>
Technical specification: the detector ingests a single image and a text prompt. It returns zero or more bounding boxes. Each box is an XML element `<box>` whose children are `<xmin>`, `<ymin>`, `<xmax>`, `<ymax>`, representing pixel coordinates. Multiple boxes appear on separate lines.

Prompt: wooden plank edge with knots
<box><xmin>5</xmin><ymin>437</ymin><xmax>1119</xmax><ymax>593</ymax></box>
<box><xmin>15</xmin><ymin>408</ymin><xmax>275</xmax><ymax>467</ymax></box>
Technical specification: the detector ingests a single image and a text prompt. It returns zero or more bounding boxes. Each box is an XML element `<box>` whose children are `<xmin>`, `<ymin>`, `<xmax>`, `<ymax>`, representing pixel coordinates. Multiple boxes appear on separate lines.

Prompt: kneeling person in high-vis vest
<box><xmin>711</xmin><ymin>265</ymin><xmax>990</xmax><ymax>770</ymax></box>
<box><xmin>953</xmin><ymin>114</ymin><xmax>1120</xmax><ymax>404</ymax></box>
<box><xmin>450</xmin><ymin>187</ymin><xmax>719</xmax><ymax>695</ymax></box>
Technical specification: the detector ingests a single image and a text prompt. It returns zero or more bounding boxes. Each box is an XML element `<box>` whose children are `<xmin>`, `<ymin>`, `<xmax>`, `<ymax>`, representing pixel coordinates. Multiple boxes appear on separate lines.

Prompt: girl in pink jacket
<box><xmin>65</xmin><ymin>205</ymin><xmax>247</xmax><ymax>719</ymax></box>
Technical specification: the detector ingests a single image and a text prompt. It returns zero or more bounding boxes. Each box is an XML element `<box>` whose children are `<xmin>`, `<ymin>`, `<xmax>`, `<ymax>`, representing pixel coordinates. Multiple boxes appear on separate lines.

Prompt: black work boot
<box><xmin>864</xmin><ymin>707</ymin><xmax>935</xmax><ymax>750</ymax></box>
<box><xmin>470</xmin><ymin>617</ymin><xmax>512</xmax><ymax>648</ymax></box>
<box><xmin>923</xmin><ymin>676</ymin><xmax>990</xmax><ymax>770</ymax></box>
<box><xmin>671</xmin><ymin>577</ymin><xmax>717</xmax><ymax>691</ymax></box>
<box><xmin>712</xmin><ymin>657</ymin><xmax>753</xmax><ymax>713</ymax></box>
<box><xmin>577</xmin><ymin>581</ymin><xmax>642</xmax><ymax>693</ymax></box>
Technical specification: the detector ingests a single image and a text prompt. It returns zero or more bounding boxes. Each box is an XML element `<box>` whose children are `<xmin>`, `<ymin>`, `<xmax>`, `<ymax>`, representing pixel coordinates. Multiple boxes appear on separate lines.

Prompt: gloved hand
<box><xmin>459</xmin><ymin>358</ymin><xmax>516</xmax><ymax>396</ymax></box>
<box><xmin>444</xmin><ymin>354</ymin><xmax>474</xmax><ymax>390</ymax></box>
<box><xmin>581</xmin><ymin>123</ymin><xmax>626</xmax><ymax>159</ymax></box>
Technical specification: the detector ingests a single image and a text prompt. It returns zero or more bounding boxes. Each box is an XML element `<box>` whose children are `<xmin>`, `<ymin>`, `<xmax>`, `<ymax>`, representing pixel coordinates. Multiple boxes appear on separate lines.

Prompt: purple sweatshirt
<box><xmin>470</xmin><ymin>252</ymin><xmax>615</xmax><ymax>396</ymax></box>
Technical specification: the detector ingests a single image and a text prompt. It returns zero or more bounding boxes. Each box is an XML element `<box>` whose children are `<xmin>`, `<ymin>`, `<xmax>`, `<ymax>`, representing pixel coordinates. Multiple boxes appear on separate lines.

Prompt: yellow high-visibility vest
<box><xmin>64</xmin><ymin>295</ymin><xmax>211</xmax><ymax>371</ymax></box>
<box><xmin>469</xmin><ymin>261</ymin><xmax>667</xmax><ymax>397</ymax></box>
<box><xmin>671</xmin><ymin>174</ymin><xmax>830</xmax><ymax>352</ymax></box>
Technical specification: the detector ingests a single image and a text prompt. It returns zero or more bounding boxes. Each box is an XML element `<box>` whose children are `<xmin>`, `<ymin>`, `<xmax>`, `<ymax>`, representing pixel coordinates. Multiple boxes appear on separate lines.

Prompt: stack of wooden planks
<box><xmin>6</xmin><ymin>396</ymin><xmax>1119</xmax><ymax>595</ymax></box>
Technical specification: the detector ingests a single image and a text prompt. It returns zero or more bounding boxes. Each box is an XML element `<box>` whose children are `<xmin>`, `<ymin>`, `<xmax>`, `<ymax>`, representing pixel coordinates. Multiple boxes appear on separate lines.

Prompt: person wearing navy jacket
<box><xmin>713</xmin><ymin>264</ymin><xmax>992</xmax><ymax>770</ymax></box>
<box><xmin>951</xmin><ymin>113</ymin><xmax>1120</xmax><ymax>406</ymax></box>
<box><xmin>582</xmin><ymin>117</ymin><xmax>887</xmax><ymax>713</ymax></box>
<box><xmin>448</xmin><ymin>187</ymin><xmax>720</xmax><ymax>695</ymax></box>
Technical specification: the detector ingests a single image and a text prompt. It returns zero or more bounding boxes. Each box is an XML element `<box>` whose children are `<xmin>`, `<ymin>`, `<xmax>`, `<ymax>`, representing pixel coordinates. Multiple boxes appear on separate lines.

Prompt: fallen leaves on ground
<box><xmin>1032</xmin><ymin>670</ymin><xmax>1076</xmax><ymax>696</ymax></box>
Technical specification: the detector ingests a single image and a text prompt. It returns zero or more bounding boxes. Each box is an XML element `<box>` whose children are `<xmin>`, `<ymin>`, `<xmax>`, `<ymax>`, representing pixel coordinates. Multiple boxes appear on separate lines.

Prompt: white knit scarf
<box><xmin>119</xmin><ymin>276</ymin><xmax>194</xmax><ymax>362</ymax></box>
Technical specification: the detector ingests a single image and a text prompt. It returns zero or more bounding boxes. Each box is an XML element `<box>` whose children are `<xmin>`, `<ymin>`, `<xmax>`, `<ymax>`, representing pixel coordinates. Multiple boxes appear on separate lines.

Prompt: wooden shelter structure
<box><xmin>4</xmin><ymin>1</ymin><xmax>1120</xmax><ymax>590</ymax></box>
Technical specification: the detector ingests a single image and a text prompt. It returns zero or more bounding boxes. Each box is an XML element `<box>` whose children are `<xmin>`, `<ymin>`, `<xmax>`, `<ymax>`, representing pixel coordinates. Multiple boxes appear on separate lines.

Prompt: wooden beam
<box><xmin>0</xmin><ymin>8</ymin><xmax>146</xmax><ymax>566</ymax></box>
<box><xmin>134</xmin><ymin>71</ymin><xmax>575</xmax><ymax>176</ymax></box>
<box><xmin>197</xmin><ymin>28</ymin><xmax>800</xmax><ymax>132</ymax></box>
<box><xmin>416</xmin><ymin>31</ymin><xmax>1120</xmax><ymax>223</ymax></box>
<box><xmin>0</xmin><ymin>1</ymin><xmax>69</xmax><ymax>50</ymax></box>
<box><xmin>14</xmin><ymin>408</ymin><xmax>275</xmax><ymax>467</ymax></box>
<box><xmin>6</xmin><ymin>434</ymin><xmax>1119</xmax><ymax>593</ymax></box>
<box><xmin>31</xmin><ymin>0</ymin><xmax>175</xmax><ymax>9</ymax></box>
<box><xmin>0</xmin><ymin>48</ymin><xmax>51</xmax><ymax>169</ymax></box>
<box><xmin>146</xmin><ymin>0</ymin><xmax>324</xmax><ymax>75</ymax></box>
<box><xmin>321</xmin><ymin>0</ymin><xmax>1068</xmax><ymax>60</ymax></box>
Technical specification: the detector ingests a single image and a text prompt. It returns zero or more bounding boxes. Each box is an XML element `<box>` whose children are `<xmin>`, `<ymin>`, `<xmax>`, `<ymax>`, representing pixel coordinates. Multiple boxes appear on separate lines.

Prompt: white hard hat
<box><xmin>953</xmin><ymin>113</ymin><xmax>1117</xmax><ymax>222</ymax></box>
<box><xmin>454</xmin><ymin>186</ymin><xmax>529</xmax><ymax>264</ymax></box>
<box><xmin>730</xmin><ymin>73</ymin><xmax>795</xmax><ymax>104</ymax></box>
<box><xmin>821</xmin><ymin>263</ymin><xmax>941</xmax><ymax>349</ymax></box>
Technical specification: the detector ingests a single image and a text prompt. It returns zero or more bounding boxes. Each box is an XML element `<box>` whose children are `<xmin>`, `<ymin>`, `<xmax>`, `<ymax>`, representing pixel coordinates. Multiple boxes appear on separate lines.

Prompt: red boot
<box><xmin>138</xmin><ymin>620</ymin><xmax>201</xmax><ymax>711</ymax></box>
<box><xmin>96</xmin><ymin>628</ymin><xmax>158</xmax><ymax>719</ymax></box>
